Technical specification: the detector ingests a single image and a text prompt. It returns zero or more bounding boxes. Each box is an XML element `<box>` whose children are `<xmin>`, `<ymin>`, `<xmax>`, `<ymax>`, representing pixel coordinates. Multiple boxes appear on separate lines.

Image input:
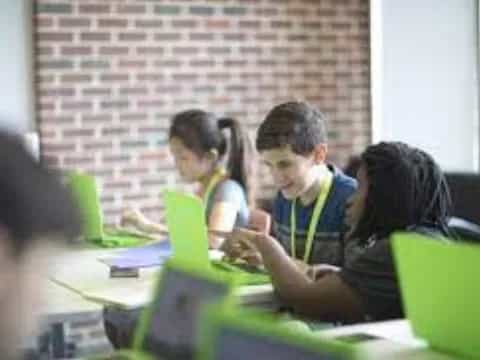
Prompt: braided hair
<box><xmin>351</xmin><ymin>142</ymin><xmax>451</xmax><ymax>243</ymax></box>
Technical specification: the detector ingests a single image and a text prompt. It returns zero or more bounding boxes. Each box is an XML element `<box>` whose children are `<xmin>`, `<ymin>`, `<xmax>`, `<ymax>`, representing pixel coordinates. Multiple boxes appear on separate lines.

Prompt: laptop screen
<box><xmin>213</xmin><ymin>327</ymin><xmax>348</xmax><ymax>360</ymax></box>
<box><xmin>141</xmin><ymin>268</ymin><xmax>230</xmax><ymax>358</ymax></box>
<box><xmin>163</xmin><ymin>190</ymin><xmax>210</xmax><ymax>267</ymax></box>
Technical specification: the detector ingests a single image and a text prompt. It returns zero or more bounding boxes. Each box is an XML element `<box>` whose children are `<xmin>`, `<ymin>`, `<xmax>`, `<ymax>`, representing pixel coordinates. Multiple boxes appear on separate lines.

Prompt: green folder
<box><xmin>392</xmin><ymin>232</ymin><xmax>480</xmax><ymax>359</ymax></box>
<box><xmin>163</xmin><ymin>190</ymin><xmax>271</xmax><ymax>285</ymax></box>
<box><xmin>66</xmin><ymin>172</ymin><xmax>152</xmax><ymax>248</ymax></box>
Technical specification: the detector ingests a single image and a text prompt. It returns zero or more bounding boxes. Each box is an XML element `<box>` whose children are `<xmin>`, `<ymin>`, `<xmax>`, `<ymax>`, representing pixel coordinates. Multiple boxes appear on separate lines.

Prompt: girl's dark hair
<box><xmin>351</xmin><ymin>142</ymin><xmax>451</xmax><ymax>242</ymax></box>
<box><xmin>169</xmin><ymin>109</ymin><xmax>256</xmax><ymax>205</ymax></box>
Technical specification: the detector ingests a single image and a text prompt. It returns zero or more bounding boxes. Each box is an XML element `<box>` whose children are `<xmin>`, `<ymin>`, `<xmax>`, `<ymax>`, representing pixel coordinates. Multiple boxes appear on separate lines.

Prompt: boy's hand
<box><xmin>248</xmin><ymin>208</ymin><xmax>272</xmax><ymax>234</ymax></box>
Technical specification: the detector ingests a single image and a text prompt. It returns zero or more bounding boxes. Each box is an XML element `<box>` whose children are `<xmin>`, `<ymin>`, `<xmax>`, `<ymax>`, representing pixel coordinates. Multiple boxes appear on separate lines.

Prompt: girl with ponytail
<box><xmin>122</xmin><ymin>109</ymin><xmax>256</xmax><ymax>249</ymax></box>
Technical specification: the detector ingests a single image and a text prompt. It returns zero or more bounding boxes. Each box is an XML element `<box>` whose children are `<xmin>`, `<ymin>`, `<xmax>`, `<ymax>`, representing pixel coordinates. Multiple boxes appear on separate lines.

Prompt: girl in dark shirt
<box><xmin>224</xmin><ymin>142</ymin><xmax>452</xmax><ymax>323</ymax></box>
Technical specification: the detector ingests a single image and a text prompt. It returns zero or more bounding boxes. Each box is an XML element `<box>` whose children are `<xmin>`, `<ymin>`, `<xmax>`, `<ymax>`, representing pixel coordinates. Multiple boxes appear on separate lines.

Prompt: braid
<box><xmin>351</xmin><ymin>142</ymin><xmax>451</xmax><ymax>243</ymax></box>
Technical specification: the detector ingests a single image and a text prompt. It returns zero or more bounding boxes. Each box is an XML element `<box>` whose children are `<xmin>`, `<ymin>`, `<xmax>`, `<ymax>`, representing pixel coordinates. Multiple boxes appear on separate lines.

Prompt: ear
<box><xmin>312</xmin><ymin>144</ymin><xmax>328</xmax><ymax>164</ymax></box>
<box><xmin>207</xmin><ymin>148</ymin><xmax>219</xmax><ymax>163</ymax></box>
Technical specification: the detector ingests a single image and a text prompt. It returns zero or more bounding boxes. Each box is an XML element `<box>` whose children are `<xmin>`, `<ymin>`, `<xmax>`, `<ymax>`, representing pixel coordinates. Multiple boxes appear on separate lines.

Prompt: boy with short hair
<box><xmin>248</xmin><ymin>101</ymin><xmax>356</xmax><ymax>266</ymax></box>
<box><xmin>0</xmin><ymin>131</ymin><xmax>80</xmax><ymax>358</ymax></box>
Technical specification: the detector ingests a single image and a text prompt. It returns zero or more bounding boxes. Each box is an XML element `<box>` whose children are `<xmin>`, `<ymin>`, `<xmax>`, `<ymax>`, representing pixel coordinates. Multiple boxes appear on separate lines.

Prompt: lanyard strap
<box><xmin>290</xmin><ymin>171</ymin><xmax>334</xmax><ymax>262</ymax></box>
<box><xmin>203</xmin><ymin>168</ymin><xmax>227</xmax><ymax>205</ymax></box>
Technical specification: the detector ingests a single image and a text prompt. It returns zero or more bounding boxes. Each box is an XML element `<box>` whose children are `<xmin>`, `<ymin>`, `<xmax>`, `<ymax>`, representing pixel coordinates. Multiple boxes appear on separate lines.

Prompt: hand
<box><xmin>293</xmin><ymin>259</ymin><xmax>310</xmax><ymax>273</ymax></box>
<box><xmin>221</xmin><ymin>228</ymin><xmax>268</xmax><ymax>259</ymax></box>
<box><xmin>120</xmin><ymin>207</ymin><xmax>144</xmax><ymax>228</ymax></box>
<box><xmin>248</xmin><ymin>208</ymin><xmax>272</xmax><ymax>234</ymax></box>
<box><xmin>306</xmin><ymin>264</ymin><xmax>341</xmax><ymax>280</ymax></box>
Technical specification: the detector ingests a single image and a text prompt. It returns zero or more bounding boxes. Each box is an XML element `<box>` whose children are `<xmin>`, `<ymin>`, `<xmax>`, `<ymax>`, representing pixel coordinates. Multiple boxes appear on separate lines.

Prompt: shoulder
<box><xmin>212</xmin><ymin>178</ymin><xmax>246</xmax><ymax>203</ymax></box>
<box><xmin>329</xmin><ymin>164</ymin><xmax>357</xmax><ymax>195</ymax></box>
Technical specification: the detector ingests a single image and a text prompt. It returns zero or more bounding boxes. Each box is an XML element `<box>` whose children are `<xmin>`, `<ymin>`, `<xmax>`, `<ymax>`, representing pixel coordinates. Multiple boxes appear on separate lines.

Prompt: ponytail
<box><xmin>218</xmin><ymin>118</ymin><xmax>256</xmax><ymax>206</ymax></box>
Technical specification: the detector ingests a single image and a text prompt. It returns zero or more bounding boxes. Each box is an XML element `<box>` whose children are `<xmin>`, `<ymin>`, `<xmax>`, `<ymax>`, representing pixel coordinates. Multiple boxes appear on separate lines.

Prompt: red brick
<box><xmin>63</xmin><ymin>128</ymin><xmax>95</xmax><ymax>138</ymax></box>
<box><xmin>154</xmin><ymin>33</ymin><xmax>182</xmax><ymax>41</ymax></box>
<box><xmin>119</xmin><ymin>113</ymin><xmax>148</xmax><ymax>122</ymax></box>
<box><xmin>103</xmin><ymin>154</ymin><xmax>131</xmax><ymax>163</ymax></box>
<box><xmin>100</xmin><ymin>46</ymin><xmax>129</xmax><ymax>55</ymax></box>
<box><xmin>137</xmin><ymin>100</ymin><xmax>165</xmax><ymax>108</ymax></box>
<box><xmin>155</xmin><ymin>85</ymin><xmax>182</xmax><ymax>94</ymax></box>
<box><xmin>171</xmin><ymin>19</ymin><xmax>198</xmax><ymax>28</ymax></box>
<box><xmin>135</xmin><ymin>19</ymin><xmax>163</xmax><ymax>28</ymax></box>
<box><xmin>118</xmin><ymin>60</ymin><xmax>147</xmax><ymax>69</ymax></box>
<box><xmin>122</xmin><ymin>193</ymin><xmax>150</xmax><ymax>202</ymax></box>
<box><xmin>64</xmin><ymin>155</ymin><xmax>95</xmax><ymax>166</ymax></box>
<box><xmin>58</xmin><ymin>18</ymin><xmax>91</xmax><ymax>27</ymax></box>
<box><xmin>36</xmin><ymin>46</ymin><xmax>54</xmax><ymax>56</ymax></box>
<box><xmin>139</xmin><ymin>150</ymin><xmax>169</xmax><ymax>161</ymax></box>
<box><xmin>136</xmin><ymin>73</ymin><xmax>164</xmax><ymax>82</ymax></box>
<box><xmin>116</xmin><ymin>4</ymin><xmax>146</xmax><ymax>14</ymax></box>
<box><xmin>81</xmin><ymin>32</ymin><xmax>111</xmax><ymax>41</ymax></box>
<box><xmin>61</xmin><ymin>74</ymin><xmax>92</xmax><ymax>83</ymax></box>
<box><xmin>61</xmin><ymin>46</ymin><xmax>92</xmax><ymax>55</ymax></box>
<box><xmin>121</xmin><ymin>167</ymin><xmax>149</xmax><ymax>176</ymax></box>
<box><xmin>83</xmin><ymin>141</ymin><xmax>113</xmax><ymax>151</ymax></box>
<box><xmin>103</xmin><ymin>181</ymin><xmax>132</xmax><ymax>190</ymax></box>
<box><xmin>82</xmin><ymin>88</ymin><xmax>112</xmax><ymax>96</ymax></box>
<box><xmin>137</xmin><ymin>46</ymin><xmax>164</xmax><ymax>55</ymax></box>
<box><xmin>82</xmin><ymin>114</ymin><xmax>112</xmax><ymax>123</ymax></box>
<box><xmin>206</xmin><ymin>19</ymin><xmax>231</xmax><ymax>29</ymax></box>
<box><xmin>119</xmin><ymin>87</ymin><xmax>149</xmax><ymax>96</ymax></box>
<box><xmin>35</xmin><ymin>17</ymin><xmax>54</xmax><ymax>28</ymax></box>
<box><xmin>98</xmin><ymin>18</ymin><xmax>128</xmax><ymax>28</ymax></box>
<box><xmin>79</xmin><ymin>4</ymin><xmax>110</xmax><ymax>14</ymax></box>
<box><xmin>118</xmin><ymin>32</ymin><xmax>147</xmax><ymax>42</ymax></box>
<box><xmin>101</xmin><ymin>73</ymin><xmax>130</xmax><ymax>82</ymax></box>
<box><xmin>37</xmin><ymin>32</ymin><xmax>73</xmax><ymax>42</ymax></box>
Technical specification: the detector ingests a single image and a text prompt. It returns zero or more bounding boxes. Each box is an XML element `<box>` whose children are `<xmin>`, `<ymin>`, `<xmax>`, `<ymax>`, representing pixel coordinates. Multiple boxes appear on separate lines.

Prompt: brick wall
<box><xmin>34</xmin><ymin>0</ymin><xmax>371</xmax><ymax>224</ymax></box>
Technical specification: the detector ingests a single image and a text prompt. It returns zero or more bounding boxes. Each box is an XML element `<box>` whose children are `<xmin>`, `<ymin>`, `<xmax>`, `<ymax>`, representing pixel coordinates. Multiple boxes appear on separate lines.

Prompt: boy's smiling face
<box><xmin>260</xmin><ymin>145</ymin><xmax>326</xmax><ymax>200</ymax></box>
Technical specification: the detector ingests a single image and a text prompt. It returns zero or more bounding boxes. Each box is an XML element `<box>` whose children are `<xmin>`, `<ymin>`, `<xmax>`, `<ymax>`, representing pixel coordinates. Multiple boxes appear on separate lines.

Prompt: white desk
<box><xmin>318</xmin><ymin>320</ymin><xmax>461</xmax><ymax>359</ymax></box>
<box><xmin>46</xmin><ymin>248</ymin><xmax>277</xmax><ymax>311</ymax></box>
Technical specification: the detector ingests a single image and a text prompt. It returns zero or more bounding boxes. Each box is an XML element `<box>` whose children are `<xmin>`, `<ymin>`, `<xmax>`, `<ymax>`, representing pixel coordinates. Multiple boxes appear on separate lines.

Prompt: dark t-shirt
<box><xmin>339</xmin><ymin>226</ymin><xmax>447</xmax><ymax>321</ymax></box>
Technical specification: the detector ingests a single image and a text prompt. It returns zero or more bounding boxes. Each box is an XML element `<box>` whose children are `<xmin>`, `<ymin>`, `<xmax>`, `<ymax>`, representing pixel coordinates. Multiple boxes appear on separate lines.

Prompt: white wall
<box><xmin>371</xmin><ymin>0</ymin><xmax>479</xmax><ymax>171</ymax></box>
<box><xmin>0</xmin><ymin>0</ymin><xmax>34</xmax><ymax>132</ymax></box>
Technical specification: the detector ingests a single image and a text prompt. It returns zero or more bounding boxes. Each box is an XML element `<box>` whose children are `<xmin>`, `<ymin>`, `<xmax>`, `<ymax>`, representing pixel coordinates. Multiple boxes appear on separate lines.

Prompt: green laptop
<box><xmin>162</xmin><ymin>190</ymin><xmax>271</xmax><ymax>286</ymax></box>
<box><xmin>393</xmin><ymin>232</ymin><xmax>480</xmax><ymax>359</ymax></box>
<box><xmin>93</xmin><ymin>259</ymin><xmax>236</xmax><ymax>360</ymax></box>
<box><xmin>197</xmin><ymin>304</ymin><xmax>361</xmax><ymax>360</ymax></box>
<box><xmin>67</xmin><ymin>172</ymin><xmax>154</xmax><ymax>248</ymax></box>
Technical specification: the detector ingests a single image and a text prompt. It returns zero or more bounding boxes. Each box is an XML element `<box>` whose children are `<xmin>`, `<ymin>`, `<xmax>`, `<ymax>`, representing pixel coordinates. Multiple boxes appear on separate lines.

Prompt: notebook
<box><xmin>93</xmin><ymin>259</ymin><xmax>235</xmax><ymax>360</ymax></box>
<box><xmin>197</xmin><ymin>305</ymin><xmax>359</xmax><ymax>360</ymax></box>
<box><xmin>392</xmin><ymin>232</ymin><xmax>480</xmax><ymax>359</ymax></box>
<box><xmin>67</xmin><ymin>172</ymin><xmax>155</xmax><ymax>248</ymax></box>
<box><xmin>162</xmin><ymin>190</ymin><xmax>270</xmax><ymax>286</ymax></box>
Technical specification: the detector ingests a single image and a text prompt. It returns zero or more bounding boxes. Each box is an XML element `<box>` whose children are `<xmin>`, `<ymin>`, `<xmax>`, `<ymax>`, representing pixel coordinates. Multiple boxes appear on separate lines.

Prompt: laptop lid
<box><xmin>392</xmin><ymin>232</ymin><xmax>480</xmax><ymax>359</ymax></box>
<box><xmin>163</xmin><ymin>190</ymin><xmax>210</xmax><ymax>267</ymax></box>
<box><xmin>67</xmin><ymin>172</ymin><xmax>104</xmax><ymax>240</ymax></box>
<box><xmin>133</xmin><ymin>259</ymin><xmax>235</xmax><ymax>359</ymax></box>
<box><xmin>198</xmin><ymin>306</ymin><xmax>359</xmax><ymax>360</ymax></box>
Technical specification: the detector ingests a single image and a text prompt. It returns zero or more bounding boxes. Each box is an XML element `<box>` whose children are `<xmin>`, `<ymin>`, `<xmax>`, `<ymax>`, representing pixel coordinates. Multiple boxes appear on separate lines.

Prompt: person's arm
<box><xmin>121</xmin><ymin>208</ymin><xmax>168</xmax><ymax>235</ymax></box>
<box><xmin>228</xmin><ymin>228</ymin><xmax>365</xmax><ymax>322</ymax></box>
<box><xmin>208</xmin><ymin>201</ymin><xmax>238</xmax><ymax>248</ymax></box>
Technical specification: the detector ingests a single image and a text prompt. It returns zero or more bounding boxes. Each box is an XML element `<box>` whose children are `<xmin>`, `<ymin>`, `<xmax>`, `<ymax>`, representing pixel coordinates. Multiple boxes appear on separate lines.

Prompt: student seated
<box><xmin>225</xmin><ymin>101</ymin><xmax>356</xmax><ymax>268</ymax></box>
<box><xmin>0</xmin><ymin>131</ymin><xmax>80</xmax><ymax>358</ymax></box>
<box><xmin>122</xmin><ymin>109</ymin><xmax>255</xmax><ymax>249</ymax></box>
<box><xmin>223</xmin><ymin>142</ymin><xmax>452</xmax><ymax>323</ymax></box>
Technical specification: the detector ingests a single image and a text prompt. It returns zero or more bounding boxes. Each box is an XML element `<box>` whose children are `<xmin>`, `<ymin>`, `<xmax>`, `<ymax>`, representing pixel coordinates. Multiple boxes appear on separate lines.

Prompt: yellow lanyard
<box><xmin>203</xmin><ymin>168</ymin><xmax>227</xmax><ymax>206</ymax></box>
<box><xmin>290</xmin><ymin>171</ymin><xmax>333</xmax><ymax>263</ymax></box>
